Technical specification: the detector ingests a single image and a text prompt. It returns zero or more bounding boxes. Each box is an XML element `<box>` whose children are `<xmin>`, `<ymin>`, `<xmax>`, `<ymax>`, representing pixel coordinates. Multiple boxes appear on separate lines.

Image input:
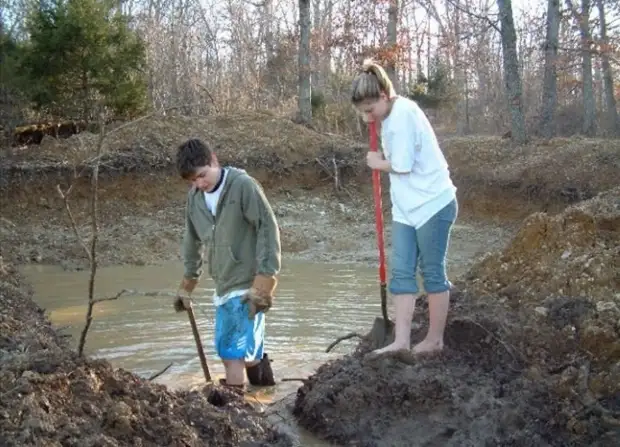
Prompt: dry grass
<box><xmin>442</xmin><ymin>136</ymin><xmax>620</xmax><ymax>200</ymax></box>
<box><xmin>2</xmin><ymin>111</ymin><xmax>366</xmax><ymax>168</ymax></box>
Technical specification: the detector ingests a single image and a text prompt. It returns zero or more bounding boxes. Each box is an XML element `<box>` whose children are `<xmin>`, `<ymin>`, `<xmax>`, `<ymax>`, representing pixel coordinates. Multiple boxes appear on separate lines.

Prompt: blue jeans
<box><xmin>214</xmin><ymin>295</ymin><xmax>265</xmax><ymax>361</ymax></box>
<box><xmin>389</xmin><ymin>199</ymin><xmax>458</xmax><ymax>295</ymax></box>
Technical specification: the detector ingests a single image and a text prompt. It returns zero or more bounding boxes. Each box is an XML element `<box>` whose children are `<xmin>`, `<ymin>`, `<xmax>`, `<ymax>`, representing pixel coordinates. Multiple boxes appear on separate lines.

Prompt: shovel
<box><xmin>367</xmin><ymin>120</ymin><xmax>394</xmax><ymax>348</ymax></box>
<box><xmin>174</xmin><ymin>293</ymin><xmax>212</xmax><ymax>383</ymax></box>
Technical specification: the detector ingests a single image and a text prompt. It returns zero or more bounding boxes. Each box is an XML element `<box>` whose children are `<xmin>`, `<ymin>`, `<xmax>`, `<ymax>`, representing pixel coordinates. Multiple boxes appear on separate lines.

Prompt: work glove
<box><xmin>242</xmin><ymin>274</ymin><xmax>277</xmax><ymax>319</ymax></box>
<box><xmin>174</xmin><ymin>277</ymin><xmax>198</xmax><ymax>312</ymax></box>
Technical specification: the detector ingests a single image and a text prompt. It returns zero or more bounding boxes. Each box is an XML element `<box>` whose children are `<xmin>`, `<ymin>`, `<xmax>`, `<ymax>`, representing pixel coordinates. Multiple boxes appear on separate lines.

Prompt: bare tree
<box><xmin>497</xmin><ymin>0</ymin><xmax>528</xmax><ymax>142</ymax></box>
<box><xmin>297</xmin><ymin>0</ymin><xmax>312</xmax><ymax>124</ymax></box>
<box><xmin>595</xmin><ymin>0</ymin><xmax>619</xmax><ymax>135</ymax></box>
<box><xmin>566</xmin><ymin>0</ymin><xmax>597</xmax><ymax>136</ymax></box>
<box><xmin>386</xmin><ymin>0</ymin><xmax>400</xmax><ymax>92</ymax></box>
<box><xmin>540</xmin><ymin>0</ymin><xmax>561</xmax><ymax>138</ymax></box>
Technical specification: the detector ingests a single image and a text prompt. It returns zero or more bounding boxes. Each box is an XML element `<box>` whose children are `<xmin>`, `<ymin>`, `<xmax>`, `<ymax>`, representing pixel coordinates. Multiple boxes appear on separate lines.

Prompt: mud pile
<box><xmin>292</xmin><ymin>289</ymin><xmax>620</xmax><ymax>446</ymax></box>
<box><xmin>467</xmin><ymin>186</ymin><xmax>619</xmax><ymax>307</ymax></box>
<box><xmin>0</xmin><ymin>260</ymin><xmax>292</xmax><ymax>447</ymax></box>
<box><xmin>292</xmin><ymin>187</ymin><xmax>620</xmax><ymax>446</ymax></box>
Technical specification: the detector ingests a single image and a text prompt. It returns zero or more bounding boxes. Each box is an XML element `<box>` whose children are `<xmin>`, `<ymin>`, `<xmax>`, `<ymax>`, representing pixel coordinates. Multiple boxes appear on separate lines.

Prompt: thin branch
<box><xmin>148</xmin><ymin>362</ymin><xmax>173</xmax><ymax>380</ymax></box>
<box><xmin>325</xmin><ymin>332</ymin><xmax>364</xmax><ymax>353</ymax></box>
<box><xmin>444</xmin><ymin>0</ymin><xmax>501</xmax><ymax>33</ymax></box>
<box><xmin>56</xmin><ymin>104</ymin><xmax>200</xmax><ymax>357</ymax></box>
<box><xmin>56</xmin><ymin>184</ymin><xmax>91</xmax><ymax>262</ymax></box>
<box><xmin>76</xmin><ymin>115</ymin><xmax>106</xmax><ymax>357</ymax></box>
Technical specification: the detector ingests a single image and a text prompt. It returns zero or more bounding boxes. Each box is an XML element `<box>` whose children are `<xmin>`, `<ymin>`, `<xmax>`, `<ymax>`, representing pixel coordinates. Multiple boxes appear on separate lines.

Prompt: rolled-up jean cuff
<box><xmin>388</xmin><ymin>285</ymin><xmax>419</xmax><ymax>295</ymax></box>
<box><xmin>424</xmin><ymin>280</ymin><xmax>452</xmax><ymax>294</ymax></box>
<box><xmin>388</xmin><ymin>199</ymin><xmax>457</xmax><ymax>297</ymax></box>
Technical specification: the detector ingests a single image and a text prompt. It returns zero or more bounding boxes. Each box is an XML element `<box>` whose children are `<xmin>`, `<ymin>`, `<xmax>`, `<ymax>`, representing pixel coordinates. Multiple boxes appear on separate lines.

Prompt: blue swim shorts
<box><xmin>214</xmin><ymin>294</ymin><xmax>265</xmax><ymax>362</ymax></box>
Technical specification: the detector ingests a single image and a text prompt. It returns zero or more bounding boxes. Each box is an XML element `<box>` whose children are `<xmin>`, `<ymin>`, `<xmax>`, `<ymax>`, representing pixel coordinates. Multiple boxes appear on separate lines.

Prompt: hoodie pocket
<box><xmin>228</xmin><ymin>246</ymin><xmax>241</xmax><ymax>263</ymax></box>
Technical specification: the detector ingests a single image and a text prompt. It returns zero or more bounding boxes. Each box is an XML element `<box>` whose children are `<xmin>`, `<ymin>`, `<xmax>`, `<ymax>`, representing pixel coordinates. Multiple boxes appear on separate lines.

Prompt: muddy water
<box><xmin>21</xmin><ymin>259</ymin><xmax>391</xmax><ymax>444</ymax></box>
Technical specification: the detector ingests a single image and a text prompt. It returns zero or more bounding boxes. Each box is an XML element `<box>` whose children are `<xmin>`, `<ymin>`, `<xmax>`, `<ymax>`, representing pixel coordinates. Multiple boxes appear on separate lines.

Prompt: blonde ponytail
<box><xmin>351</xmin><ymin>59</ymin><xmax>396</xmax><ymax>104</ymax></box>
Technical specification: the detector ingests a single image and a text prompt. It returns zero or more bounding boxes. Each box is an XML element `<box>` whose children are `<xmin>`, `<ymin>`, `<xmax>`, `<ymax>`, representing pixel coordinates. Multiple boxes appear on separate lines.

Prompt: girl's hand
<box><xmin>366</xmin><ymin>151</ymin><xmax>389</xmax><ymax>171</ymax></box>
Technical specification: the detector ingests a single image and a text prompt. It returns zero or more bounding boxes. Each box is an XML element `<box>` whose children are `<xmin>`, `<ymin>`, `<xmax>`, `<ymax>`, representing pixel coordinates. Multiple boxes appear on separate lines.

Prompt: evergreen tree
<box><xmin>20</xmin><ymin>0</ymin><xmax>147</xmax><ymax>120</ymax></box>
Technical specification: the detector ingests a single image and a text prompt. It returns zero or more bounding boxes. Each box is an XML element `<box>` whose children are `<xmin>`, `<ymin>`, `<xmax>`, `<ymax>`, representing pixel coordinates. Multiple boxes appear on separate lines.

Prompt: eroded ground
<box><xmin>0</xmin><ymin>262</ymin><xmax>293</xmax><ymax>447</ymax></box>
<box><xmin>292</xmin><ymin>189</ymin><xmax>620</xmax><ymax>447</ymax></box>
<box><xmin>1</xmin><ymin>113</ymin><xmax>620</xmax><ymax>446</ymax></box>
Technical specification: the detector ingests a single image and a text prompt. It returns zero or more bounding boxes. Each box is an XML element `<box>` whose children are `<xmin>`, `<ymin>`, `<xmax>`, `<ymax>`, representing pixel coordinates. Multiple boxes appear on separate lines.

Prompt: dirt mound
<box><xmin>0</xmin><ymin>111</ymin><xmax>366</xmax><ymax>192</ymax></box>
<box><xmin>464</xmin><ymin>188</ymin><xmax>619</xmax><ymax>368</ymax></box>
<box><xmin>292</xmin><ymin>291</ymin><xmax>620</xmax><ymax>446</ymax></box>
<box><xmin>0</xmin><ymin>261</ymin><xmax>292</xmax><ymax>447</ymax></box>
<box><xmin>466</xmin><ymin>187</ymin><xmax>619</xmax><ymax>307</ymax></box>
<box><xmin>442</xmin><ymin>136</ymin><xmax>620</xmax><ymax>216</ymax></box>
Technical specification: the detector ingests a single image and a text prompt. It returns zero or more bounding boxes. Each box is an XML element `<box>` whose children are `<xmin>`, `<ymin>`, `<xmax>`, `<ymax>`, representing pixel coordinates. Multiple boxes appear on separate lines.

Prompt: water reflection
<box><xmin>21</xmin><ymin>259</ymin><xmax>382</xmax><ymax>402</ymax></box>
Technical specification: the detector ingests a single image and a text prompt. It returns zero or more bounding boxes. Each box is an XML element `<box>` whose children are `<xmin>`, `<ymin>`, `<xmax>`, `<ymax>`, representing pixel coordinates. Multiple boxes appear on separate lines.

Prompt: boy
<box><xmin>176</xmin><ymin>138</ymin><xmax>280</xmax><ymax>389</ymax></box>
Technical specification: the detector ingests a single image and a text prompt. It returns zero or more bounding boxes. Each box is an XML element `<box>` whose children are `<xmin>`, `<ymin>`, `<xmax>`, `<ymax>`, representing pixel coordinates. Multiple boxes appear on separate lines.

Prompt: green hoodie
<box><xmin>182</xmin><ymin>167</ymin><xmax>281</xmax><ymax>297</ymax></box>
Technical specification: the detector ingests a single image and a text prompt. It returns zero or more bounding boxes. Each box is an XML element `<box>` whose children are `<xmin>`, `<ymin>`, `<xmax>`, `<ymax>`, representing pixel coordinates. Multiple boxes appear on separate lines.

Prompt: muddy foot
<box><xmin>412</xmin><ymin>339</ymin><xmax>444</xmax><ymax>355</ymax></box>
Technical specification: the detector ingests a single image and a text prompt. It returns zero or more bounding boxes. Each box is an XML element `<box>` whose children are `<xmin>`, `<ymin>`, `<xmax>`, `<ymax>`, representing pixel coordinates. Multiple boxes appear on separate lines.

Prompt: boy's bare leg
<box><xmin>413</xmin><ymin>290</ymin><xmax>449</xmax><ymax>354</ymax></box>
<box><xmin>223</xmin><ymin>360</ymin><xmax>245</xmax><ymax>386</ymax></box>
<box><xmin>372</xmin><ymin>294</ymin><xmax>416</xmax><ymax>354</ymax></box>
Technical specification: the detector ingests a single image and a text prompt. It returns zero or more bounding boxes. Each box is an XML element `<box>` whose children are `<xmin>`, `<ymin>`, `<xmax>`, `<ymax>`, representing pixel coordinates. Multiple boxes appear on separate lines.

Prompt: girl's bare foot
<box><xmin>371</xmin><ymin>341</ymin><xmax>410</xmax><ymax>355</ymax></box>
<box><xmin>412</xmin><ymin>338</ymin><xmax>443</xmax><ymax>354</ymax></box>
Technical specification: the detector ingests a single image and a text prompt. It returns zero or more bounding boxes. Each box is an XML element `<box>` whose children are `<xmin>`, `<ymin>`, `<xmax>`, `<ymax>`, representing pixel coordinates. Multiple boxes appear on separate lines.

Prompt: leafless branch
<box><xmin>325</xmin><ymin>332</ymin><xmax>364</xmax><ymax>353</ymax></box>
<box><xmin>148</xmin><ymin>362</ymin><xmax>174</xmax><ymax>380</ymax></box>
<box><xmin>56</xmin><ymin>184</ymin><xmax>92</xmax><ymax>263</ymax></box>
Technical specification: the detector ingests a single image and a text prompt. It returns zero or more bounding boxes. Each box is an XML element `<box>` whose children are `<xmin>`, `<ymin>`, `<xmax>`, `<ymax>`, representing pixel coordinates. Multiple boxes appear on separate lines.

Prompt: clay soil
<box><xmin>2</xmin><ymin>112</ymin><xmax>620</xmax><ymax>446</ymax></box>
<box><xmin>293</xmin><ymin>189</ymin><xmax>620</xmax><ymax>447</ymax></box>
<box><xmin>0</xmin><ymin>261</ymin><xmax>293</xmax><ymax>447</ymax></box>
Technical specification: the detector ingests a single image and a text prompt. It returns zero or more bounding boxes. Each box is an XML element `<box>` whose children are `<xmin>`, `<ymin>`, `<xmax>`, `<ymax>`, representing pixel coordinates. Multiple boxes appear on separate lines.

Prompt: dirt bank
<box><xmin>0</xmin><ymin>260</ymin><xmax>293</xmax><ymax>446</ymax></box>
<box><xmin>440</xmin><ymin>135</ymin><xmax>620</xmax><ymax>219</ymax></box>
<box><xmin>2</xmin><ymin>113</ymin><xmax>618</xmax><ymax>272</ymax></box>
<box><xmin>292</xmin><ymin>190</ymin><xmax>620</xmax><ymax>446</ymax></box>
<box><xmin>467</xmin><ymin>186</ymin><xmax>620</xmax><ymax>305</ymax></box>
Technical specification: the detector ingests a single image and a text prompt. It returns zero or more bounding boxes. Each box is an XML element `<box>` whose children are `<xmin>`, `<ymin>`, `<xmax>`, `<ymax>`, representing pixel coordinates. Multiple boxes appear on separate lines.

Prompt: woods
<box><xmin>1</xmin><ymin>0</ymin><xmax>619</xmax><ymax>140</ymax></box>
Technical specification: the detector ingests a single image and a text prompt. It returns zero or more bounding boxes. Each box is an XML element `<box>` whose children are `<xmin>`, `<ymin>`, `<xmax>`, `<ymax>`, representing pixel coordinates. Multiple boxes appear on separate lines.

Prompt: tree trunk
<box><xmin>539</xmin><ymin>0</ymin><xmax>560</xmax><ymax>138</ymax></box>
<box><xmin>386</xmin><ymin>0</ymin><xmax>399</xmax><ymax>92</ymax></box>
<box><xmin>568</xmin><ymin>0</ymin><xmax>597</xmax><ymax>135</ymax></box>
<box><xmin>581</xmin><ymin>0</ymin><xmax>597</xmax><ymax>135</ymax></box>
<box><xmin>596</xmin><ymin>0</ymin><xmax>619</xmax><ymax>135</ymax></box>
<box><xmin>297</xmin><ymin>0</ymin><xmax>312</xmax><ymax>124</ymax></box>
<box><xmin>497</xmin><ymin>0</ymin><xmax>528</xmax><ymax>143</ymax></box>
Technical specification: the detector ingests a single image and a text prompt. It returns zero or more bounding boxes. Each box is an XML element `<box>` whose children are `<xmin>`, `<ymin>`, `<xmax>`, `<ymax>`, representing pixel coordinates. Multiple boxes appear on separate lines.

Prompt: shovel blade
<box><xmin>369</xmin><ymin>316</ymin><xmax>395</xmax><ymax>350</ymax></box>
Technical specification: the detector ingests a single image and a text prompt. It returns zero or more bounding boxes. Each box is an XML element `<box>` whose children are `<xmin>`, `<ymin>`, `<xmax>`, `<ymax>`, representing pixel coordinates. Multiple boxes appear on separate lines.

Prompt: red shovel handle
<box><xmin>368</xmin><ymin>121</ymin><xmax>389</xmax><ymax>323</ymax></box>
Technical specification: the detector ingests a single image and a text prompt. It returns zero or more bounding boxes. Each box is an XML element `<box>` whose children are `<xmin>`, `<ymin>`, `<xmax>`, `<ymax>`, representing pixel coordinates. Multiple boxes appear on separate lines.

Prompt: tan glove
<box><xmin>174</xmin><ymin>277</ymin><xmax>198</xmax><ymax>312</ymax></box>
<box><xmin>242</xmin><ymin>275</ymin><xmax>277</xmax><ymax>319</ymax></box>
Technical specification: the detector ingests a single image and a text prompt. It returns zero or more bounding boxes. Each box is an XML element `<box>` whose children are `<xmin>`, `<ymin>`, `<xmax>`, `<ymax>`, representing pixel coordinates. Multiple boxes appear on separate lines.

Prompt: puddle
<box><xmin>21</xmin><ymin>259</ymin><xmax>387</xmax><ymax>445</ymax></box>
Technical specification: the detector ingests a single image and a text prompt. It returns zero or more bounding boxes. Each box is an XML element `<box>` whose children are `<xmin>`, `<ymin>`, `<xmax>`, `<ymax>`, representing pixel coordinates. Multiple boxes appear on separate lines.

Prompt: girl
<box><xmin>352</xmin><ymin>60</ymin><xmax>458</xmax><ymax>355</ymax></box>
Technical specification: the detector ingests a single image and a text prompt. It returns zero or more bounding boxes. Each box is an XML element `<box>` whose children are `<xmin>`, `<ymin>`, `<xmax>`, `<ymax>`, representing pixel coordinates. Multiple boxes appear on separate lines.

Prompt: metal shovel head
<box><xmin>369</xmin><ymin>316</ymin><xmax>395</xmax><ymax>350</ymax></box>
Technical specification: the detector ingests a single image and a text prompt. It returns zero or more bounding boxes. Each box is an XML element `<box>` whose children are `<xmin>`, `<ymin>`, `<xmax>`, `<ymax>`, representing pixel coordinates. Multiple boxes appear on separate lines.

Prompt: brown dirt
<box><xmin>0</xmin><ymin>260</ymin><xmax>293</xmax><ymax>447</ymax></box>
<box><xmin>291</xmin><ymin>186</ymin><xmax>620</xmax><ymax>446</ymax></box>
<box><xmin>2</xmin><ymin>113</ymin><xmax>620</xmax><ymax>446</ymax></box>
<box><xmin>440</xmin><ymin>135</ymin><xmax>620</xmax><ymax>219</ymax></box>
<box><xmin>466</xmin><ymin>186</ymin><xmax>619</xmax><ymax>309</ymax></box>
<box><xmin>292</xmin><ymin>287</ymin><xmax>620</xmax><ymax>447</ymax></box>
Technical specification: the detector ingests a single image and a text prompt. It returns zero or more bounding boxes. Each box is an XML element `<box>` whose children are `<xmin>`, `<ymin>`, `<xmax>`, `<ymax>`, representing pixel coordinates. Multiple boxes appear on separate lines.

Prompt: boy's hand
<box><xmin>242</xmin><ymin>275</ymin><xmax>277</xmax><ymax>319</ymax></box>
<box><xmin>180</xmin><ymin>277</ymin><xmax>198</xmax><ymax>293</ymax></box>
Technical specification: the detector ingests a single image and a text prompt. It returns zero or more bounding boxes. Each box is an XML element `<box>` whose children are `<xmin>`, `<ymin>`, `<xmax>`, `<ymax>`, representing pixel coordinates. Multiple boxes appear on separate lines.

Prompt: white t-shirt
<box><xmin>380</xmin><ymin>96</ymin><xmax>456</xmax><ymax>229</ymax></box>
<box><xmin>203</xmin><ymin>167</ymin><xmax>228</xmax><ymax>215</ymax></box>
